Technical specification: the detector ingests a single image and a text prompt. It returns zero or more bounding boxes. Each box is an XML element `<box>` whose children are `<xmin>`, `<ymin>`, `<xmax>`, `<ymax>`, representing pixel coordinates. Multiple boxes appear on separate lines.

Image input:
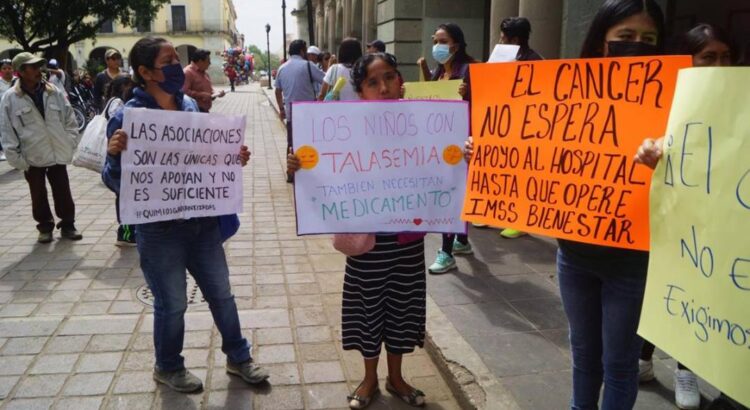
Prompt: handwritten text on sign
<box><xmin>639</xmin><ymin>68</ymin><xmax>750</xmax><ymax>407</ymax></box>
<box><xmin>462</xmin><ymin>56</ymin><xmax>692</xmax><ymax>250</ymax></box>
<box><xmin>292</xmin><ymin>100</ymin><xmax>469</xmax><ymax>234</ymax></box>
<box><xmin>119</xmin><ymin>108</ymin><xmax>245</xmax><ymax>224</ymax></box>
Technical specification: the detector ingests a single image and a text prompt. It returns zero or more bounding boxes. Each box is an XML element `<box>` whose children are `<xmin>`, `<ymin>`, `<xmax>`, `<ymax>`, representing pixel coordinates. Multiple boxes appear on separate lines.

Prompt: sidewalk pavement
<box><xmin>259</xmin><ymin>85</ymin><xmax>724</xmax><ymax>410</ymax></box>
<box><xmin>0</xmin><ymin>83</ymin><xmax>460</xmax><ymax>410</ymax></box>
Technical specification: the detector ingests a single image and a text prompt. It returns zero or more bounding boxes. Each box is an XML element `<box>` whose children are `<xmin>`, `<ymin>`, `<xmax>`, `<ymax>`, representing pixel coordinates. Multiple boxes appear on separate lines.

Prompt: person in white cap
<box><xmin>306</xmin><ymin>45</ymin><xmax>322</xmax><ymax>67</ymax></box>
<box><xmin>46</xmin><ymin>59</ymin><xmax>67</xmax><ymax>97</ymax></box>
<box><xmin>306</xmin><ymin>45</ymin><xmax>324</xmax><ymax>96</ymax></box>
<box><xmin>0</xmin><ymin>52</ymin><xmax>82</xmax><ymax>243</ymax></box>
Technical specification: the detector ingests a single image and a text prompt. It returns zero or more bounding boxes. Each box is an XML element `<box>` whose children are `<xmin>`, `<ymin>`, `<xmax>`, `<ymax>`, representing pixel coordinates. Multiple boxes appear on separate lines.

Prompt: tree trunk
<box><xmin>56</xmin><ymin>44</ymin><xmax>71</xmax><ymax>73</ymax></box>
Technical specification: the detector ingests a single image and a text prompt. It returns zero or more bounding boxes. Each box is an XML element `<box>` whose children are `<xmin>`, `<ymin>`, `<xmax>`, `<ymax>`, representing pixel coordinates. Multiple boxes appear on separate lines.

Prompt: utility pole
<box><xmin>266</xmin><ymin>23</ymin><xmax>272</xmax><ymax>90</ymax></box>
<box><xmin>282</xmin><ymin>0</ymin><xmax>287</xmax><ymax>61</ymax></box>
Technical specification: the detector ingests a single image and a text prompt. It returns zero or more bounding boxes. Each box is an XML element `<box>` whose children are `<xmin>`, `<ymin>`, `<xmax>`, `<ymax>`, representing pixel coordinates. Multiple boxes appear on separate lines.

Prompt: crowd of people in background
<box><xmin>0</xmin><ymin>0</ymin><xmax>747</xmax><ymax>408</ymax></box>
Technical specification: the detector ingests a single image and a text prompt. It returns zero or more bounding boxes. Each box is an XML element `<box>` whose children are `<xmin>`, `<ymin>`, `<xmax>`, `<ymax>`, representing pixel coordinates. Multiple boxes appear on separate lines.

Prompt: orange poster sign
<box><xmin>462</xmin><ymin>56</ymin><xmax>692</xmax><ymax>250</ymax></box>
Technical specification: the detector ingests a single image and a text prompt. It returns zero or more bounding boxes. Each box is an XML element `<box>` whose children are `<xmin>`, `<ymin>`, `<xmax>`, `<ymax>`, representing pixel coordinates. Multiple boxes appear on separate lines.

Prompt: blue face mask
<box><xmin>157</xmin><ymin>63</ymin><xmax>185</xmax><ymax>95</ymax></box>
<box><xmin>432</xmin><ymin>44</ymin><xmax>453</xmax><ymax>64</ymax></box>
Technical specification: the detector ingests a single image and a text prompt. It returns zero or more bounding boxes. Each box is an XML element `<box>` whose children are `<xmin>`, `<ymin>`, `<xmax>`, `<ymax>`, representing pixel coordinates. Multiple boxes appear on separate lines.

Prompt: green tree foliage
<box><xmin>0</xmin><ymin>0</ymin><xmax>170</xmax><ymax>67</ymax></box>
<box><xmin>246</xmin><ymin>44</ymin><xmax>280</xmax><ymax>73</ymax></box>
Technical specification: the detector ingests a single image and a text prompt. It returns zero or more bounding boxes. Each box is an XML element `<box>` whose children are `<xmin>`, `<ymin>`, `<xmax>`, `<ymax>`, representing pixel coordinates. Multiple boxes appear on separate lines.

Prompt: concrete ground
<box><xmin>0</xmin><ymin>84</ymin><xmax>461</xmax><ymax>410</ymax></box>
<box><xmin>422</xmin><ymin>229</ymin><xmax>721</xmax><ymax>410</ymax></box>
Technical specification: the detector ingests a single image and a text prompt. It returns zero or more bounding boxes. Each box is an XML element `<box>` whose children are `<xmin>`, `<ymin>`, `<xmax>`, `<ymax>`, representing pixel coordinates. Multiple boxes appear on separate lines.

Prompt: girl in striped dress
<box><xmin>288</xmin><ymin>53</ymin><xmax>428</xmax><ymax>409</ymax></box>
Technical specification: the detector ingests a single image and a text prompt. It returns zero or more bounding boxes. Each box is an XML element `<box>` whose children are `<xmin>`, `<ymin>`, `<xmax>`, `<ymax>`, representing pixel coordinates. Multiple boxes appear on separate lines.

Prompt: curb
<box><xmin>261</xmin><ymin>86</ymin><xmax>281</xmax><ymax>115</ymax></box>
<box><xmin>425</xmin><ymin>295</ymin><xmax>521</xmax><ymax>410</ymax></box>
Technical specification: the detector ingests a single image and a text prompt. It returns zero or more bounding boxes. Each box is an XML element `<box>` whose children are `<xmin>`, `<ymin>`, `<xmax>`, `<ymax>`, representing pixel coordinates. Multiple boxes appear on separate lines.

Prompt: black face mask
<box><xmin>607</xmin><ymin>41</ymin><xmax>660</xmax><ymax>57</ymax></box>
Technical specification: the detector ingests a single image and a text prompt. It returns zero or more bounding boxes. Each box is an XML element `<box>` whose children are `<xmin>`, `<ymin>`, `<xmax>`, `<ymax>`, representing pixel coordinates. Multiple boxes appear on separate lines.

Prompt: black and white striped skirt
<box><xmin>341</xmin><ymin>234</ymin><xmax>426</xmax><ymax>359</ymax></box>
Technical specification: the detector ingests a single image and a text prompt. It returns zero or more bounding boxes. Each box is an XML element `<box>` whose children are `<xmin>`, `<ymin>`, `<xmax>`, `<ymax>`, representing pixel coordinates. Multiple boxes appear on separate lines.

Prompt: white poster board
<box><xmin>488</xmin><ymin>44</ymin><xmax>520</xmax><ymax>63</ymax></box>
<box><xmin>292</xmin><ymin>100</ymin><xmax>469</xmax><ymax>235</ymax></box>
<box><xmin>119</xmin><ymin>108</ymin><xmax>245</xmax><ymax>224</ymax></box>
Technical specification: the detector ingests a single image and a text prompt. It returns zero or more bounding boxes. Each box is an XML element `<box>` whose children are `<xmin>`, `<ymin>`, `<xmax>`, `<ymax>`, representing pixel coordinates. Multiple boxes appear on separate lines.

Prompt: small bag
<box><xmin>332</xmin><ymin>233</ymin><xmax>375</xmax><ymax>256</ymax></box>
<box><xmin>73</xmin><ymin>99</ymin><xmax>113</xmax><ymax>173</ymax></box>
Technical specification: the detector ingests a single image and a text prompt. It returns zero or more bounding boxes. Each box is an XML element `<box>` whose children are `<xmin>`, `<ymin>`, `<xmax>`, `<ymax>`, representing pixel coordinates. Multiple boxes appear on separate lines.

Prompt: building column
<box><xmin>376</xmin><ymin>0</ymin><xmax>423</xmax><ymax>81</ymax></box>
<box><xmin>489</xmin><ymin>0</ymin><xmax>519</xmax><ymax>45</ymax></box>
<box><xmin>342</xmin><ymin>0</ymin><xmax>352</xmax><ymax>38</ymax></box>
<box><xmin>350</xmin><ymin>0</ymin><xmax>363</xmax><ymax>40</ymax></box>
<box><xmin>316</xmin><ymin>0</ymin><xmax>326</xmax><ymax>48</ymax></box>
<box><xmin>519</xmin><ymin>0</ymin><xmax>562</xmax><ymax>58</ymax></box>
<box><xmin>327</xmin><ymin>0</ymin><xmax>336</xmax><ymax>52</ymax></box>
<box><xmin>362</xmin><ymin>0</ymin><xmax>377</xmax><ymax>46</ymax></box>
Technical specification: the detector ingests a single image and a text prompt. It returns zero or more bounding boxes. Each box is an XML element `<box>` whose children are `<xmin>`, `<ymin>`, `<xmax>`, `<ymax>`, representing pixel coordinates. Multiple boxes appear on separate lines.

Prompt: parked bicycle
<box><xmin>68</xmin><ymin>84</ymin><xmax>97</xmax><ymax>132</ymax></box>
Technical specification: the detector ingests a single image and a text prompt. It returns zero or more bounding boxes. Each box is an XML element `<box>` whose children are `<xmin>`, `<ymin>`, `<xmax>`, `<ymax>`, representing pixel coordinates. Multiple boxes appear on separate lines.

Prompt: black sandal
<box><xmin>347</xmin><ymin>381</ymin><xmax>380</xmax><ymax>409</ymax></box>
<box><xmin>385</xmin><ymin>377</ymin><xmax>426</xmax><ymax>407</ymax></box>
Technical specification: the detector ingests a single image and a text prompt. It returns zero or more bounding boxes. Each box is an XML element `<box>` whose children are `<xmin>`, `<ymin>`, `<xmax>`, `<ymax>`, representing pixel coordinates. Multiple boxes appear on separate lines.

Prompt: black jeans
<box><xmin>441</xmin><ymin>233</ymin><xmax>468</xmax><ymax>256</ymax></box>
<box><xmin>24</xmin><ymin>165</ymin><xmax>76</xmax><ymax>232</ymax></box>
<box><xmin>285</xmin><ymin>118</ymin><xmax>293</xmax><ymax>155</ymax></box>
<box><xmin>641</xmin><ymin>341</ymin><xmax>688</xmax><ymax>370</ymax></box>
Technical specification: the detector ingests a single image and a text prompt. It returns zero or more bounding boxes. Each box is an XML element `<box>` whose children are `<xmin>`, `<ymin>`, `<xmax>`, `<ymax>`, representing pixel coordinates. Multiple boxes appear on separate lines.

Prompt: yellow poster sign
<box><xmin>639</xmin><ymin>68</ymin><xmax>750</xmax><ymax>407</ymax></box>
<box><xmin>403</xmin><ymin>80</ymin><xmax>462</xmax><ymax>100</ymax></box>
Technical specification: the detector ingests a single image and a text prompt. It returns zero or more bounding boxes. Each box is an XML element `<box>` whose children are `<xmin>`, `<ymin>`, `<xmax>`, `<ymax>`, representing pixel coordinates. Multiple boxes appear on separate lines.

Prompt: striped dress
<box><xmin>341</xmin><ymin>234</ymin><xmax>426</xmax><ymax>359</ymax></box>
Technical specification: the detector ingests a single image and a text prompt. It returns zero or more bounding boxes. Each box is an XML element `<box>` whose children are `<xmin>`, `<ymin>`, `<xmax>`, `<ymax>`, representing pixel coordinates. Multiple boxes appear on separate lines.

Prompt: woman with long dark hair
<box><xmin>318</xmin><ymin>37</ymin><xmax>363</xmax><ymax>101</ymax></box>
<box><xmin>462</xmin><ymin>3</ymin><xmax>668</xmax><ymax>405</ymax></box>
<box><xmin>102</xmin><ymin>37</ymin><xmax>268</xmax><ymax>393</ymax></box>
<box><xmin>418</xmin><ymin>23</ymin><xmax>477</xmax><ymax>274</ymax></box>
<box><xmin>549</xmin><ymin>1</ymin><xmax>666</xmax><ymax>408</ymax></box>
<box><xmin>678</xmin><ymin>23</ymin><xmax>732</xmax><ymax>67</ymax></box>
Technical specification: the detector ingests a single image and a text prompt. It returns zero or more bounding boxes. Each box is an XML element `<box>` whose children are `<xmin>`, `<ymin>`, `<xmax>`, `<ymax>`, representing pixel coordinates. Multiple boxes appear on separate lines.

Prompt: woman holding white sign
<box><xmin>288</xmin><ymin>53</ymin><xmax>428</xmax><ymax>409</ymax></box>
<box><xmin>102</xmin><ymin>37</ymin><xmax>268</xmax><ymax>393</ymax></box>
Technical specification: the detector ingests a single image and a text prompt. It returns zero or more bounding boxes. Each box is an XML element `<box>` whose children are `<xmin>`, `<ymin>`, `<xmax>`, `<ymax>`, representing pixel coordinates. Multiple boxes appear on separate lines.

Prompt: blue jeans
<box><xmin>557</xmin><ymin>248</ymin><xmax>647</xmax><ymax>410</ymax></box>
<box><xmin>137</xmin><ymin>217</ymin><xmax>251</xmax><ymax>372</ymax></box>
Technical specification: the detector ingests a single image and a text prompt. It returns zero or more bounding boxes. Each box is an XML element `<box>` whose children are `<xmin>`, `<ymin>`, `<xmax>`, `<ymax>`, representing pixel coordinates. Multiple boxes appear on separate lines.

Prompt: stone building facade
<box><xmin>294</xmin><ymin>0</ymin><xmax>750</xmax><ymax>80</ymax></box>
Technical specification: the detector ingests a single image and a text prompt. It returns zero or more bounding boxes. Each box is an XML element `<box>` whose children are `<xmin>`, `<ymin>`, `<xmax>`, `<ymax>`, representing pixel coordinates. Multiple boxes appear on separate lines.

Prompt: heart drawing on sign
<box><xmin>413</xmin><ymin>218</ymin><xmax>423</xmax><ymax>226</ymax></box>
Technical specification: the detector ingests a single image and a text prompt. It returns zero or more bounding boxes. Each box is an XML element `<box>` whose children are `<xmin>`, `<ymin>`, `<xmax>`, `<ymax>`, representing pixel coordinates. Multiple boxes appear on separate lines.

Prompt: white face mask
<box><xmin>432</xmin><ymin>44</ymin><xmax>453</xmax><ymax>64</ymax></box>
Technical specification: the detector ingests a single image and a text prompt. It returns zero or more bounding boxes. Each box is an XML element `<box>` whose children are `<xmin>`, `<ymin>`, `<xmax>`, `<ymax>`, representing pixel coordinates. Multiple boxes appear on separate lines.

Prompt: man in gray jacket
<box><xmin>0</xmin><ymin>52</ymin><xmax>83</xmax><ymax>243</ymax></box>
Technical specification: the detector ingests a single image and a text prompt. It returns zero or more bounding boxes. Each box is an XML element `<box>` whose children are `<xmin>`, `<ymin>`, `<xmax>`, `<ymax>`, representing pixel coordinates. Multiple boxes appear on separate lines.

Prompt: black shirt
<box><xmin>22</xmin><ymin>81</ymin><xmax>46</xmax><ymax>119</ymax></box>
<box><xmin>517</xmin><ymin>48</ymin><xmax>544</xmax><ymax>62</ymax></box>
<box><xmin>93</xmin><ymin>70</ymin><xmax>121</xmax><ymax>111</ymax></box>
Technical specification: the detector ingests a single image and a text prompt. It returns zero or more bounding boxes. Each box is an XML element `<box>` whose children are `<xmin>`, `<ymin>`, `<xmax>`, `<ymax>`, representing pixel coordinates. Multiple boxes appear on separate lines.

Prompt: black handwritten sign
<box><xmin>462</xmin><ymin>56</ymin><xmax>692</xmax><ymax>250</ymax></box>
<box><xmin>120</xmin><ymin>108</ymin><xmax>245</xmax><ymax>224</ymax></box>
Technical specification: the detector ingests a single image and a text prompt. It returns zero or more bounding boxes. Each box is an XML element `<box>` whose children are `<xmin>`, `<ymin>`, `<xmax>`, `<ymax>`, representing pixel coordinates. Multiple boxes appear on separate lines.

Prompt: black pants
<box><xmin>24</xmin><ymin>165</ymin><xmax>76</xmax><ymax>232</ymax></box>
<box><xmin>230</xmin><ymin>79</ymin><xmax>235</xmax><ymax>92</ymax></box>
<box><xmin>442</xmin><ymin>233</ymin><xmax>468</xmax><ymax>256</ymax></box>
<box><xmin>285</xmin><ymin>118</ymin><xmax>293</xmax><ymax>155</ymax></box>
<box><xmin>641</xmin><ymin>341</ymin><xmax>687</xmax><ymax>370</ymax></box>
